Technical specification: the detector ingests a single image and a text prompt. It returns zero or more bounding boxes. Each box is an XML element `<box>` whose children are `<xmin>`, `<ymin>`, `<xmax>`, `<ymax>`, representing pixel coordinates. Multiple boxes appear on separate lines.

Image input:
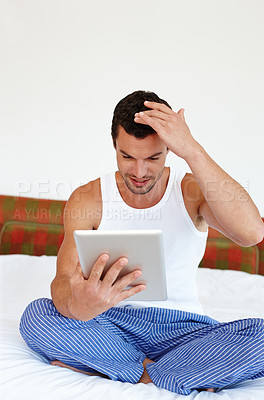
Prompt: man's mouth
<box><xmin>130</xmin><ymin>177</ymin><xmax>150</xmax><ymax>187</ymax></box>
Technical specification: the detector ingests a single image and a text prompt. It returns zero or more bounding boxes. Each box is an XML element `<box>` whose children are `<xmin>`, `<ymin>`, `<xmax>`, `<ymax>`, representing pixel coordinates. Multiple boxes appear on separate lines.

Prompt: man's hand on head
<box><xmin>134</xmin><ymin>101</ymin><xmax>200</xmax><ymax>161</ymax></box>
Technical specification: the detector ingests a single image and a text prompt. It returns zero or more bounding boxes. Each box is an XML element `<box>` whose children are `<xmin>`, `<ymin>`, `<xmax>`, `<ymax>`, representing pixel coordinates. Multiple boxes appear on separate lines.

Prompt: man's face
<box><xmin>115</xmin><ymin>126</ymin><xmax>168</xmax><ymax>195</ymax></box>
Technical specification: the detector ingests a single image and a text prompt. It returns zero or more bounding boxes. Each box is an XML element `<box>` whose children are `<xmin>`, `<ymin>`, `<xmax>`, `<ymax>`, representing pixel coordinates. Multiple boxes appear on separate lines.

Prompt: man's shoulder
<box><xmin>68</xmin><ymin>178</ymin><xmax>101</xmax><ymax>207</ymax></box>
<box><xmin>64</xmin><ymin>178</ymin><xmax>102</xmax><ymax>229</ymax></box>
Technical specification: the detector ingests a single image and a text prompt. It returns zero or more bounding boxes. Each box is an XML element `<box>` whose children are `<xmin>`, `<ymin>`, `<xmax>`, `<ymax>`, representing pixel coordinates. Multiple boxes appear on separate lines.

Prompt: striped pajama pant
<box><xmin>19</xmin><ymin>298</ymin><xmax>264</xmax><ymax>395</ymax></box>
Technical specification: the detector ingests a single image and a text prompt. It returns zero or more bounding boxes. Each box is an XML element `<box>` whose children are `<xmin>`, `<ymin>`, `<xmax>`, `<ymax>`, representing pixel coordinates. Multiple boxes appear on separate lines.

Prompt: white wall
<box><xmin>0</xmin><ymin>0</ymin><xmax>263</xmax><ymax>215</ymax></box>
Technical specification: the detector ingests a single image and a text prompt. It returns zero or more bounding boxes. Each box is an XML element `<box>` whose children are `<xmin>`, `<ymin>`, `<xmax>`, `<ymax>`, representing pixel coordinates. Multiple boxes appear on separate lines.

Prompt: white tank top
<box><xmin>98</xmin><ymin>167</ymin><xmax>208</xmax><ymax>314</ymax></box>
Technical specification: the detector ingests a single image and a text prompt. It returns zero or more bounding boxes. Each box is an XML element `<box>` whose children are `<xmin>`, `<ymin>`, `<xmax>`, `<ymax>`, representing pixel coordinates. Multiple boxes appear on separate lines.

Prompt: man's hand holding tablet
<box><xmin>68</xmin><ymin>252</ymin><xmax>146</xmax><ymax>321</ymax></box>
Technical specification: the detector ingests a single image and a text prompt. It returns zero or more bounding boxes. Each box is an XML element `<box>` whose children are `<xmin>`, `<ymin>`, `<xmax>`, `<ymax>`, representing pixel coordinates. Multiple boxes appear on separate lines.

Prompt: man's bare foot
<box><xmin>139</xmin><ymin>358</ymin><xmax>214</xmax><ymax>392</ymax></box>
<box><xmin>138</xmin><ymin>358</ymin><xmax>155</xmax><ymax>384</ymax></box>
<box><xmin>52</xmin><ymin>360</ymin><xmax>214</xmax><ymax>391</ymax></box>
<box><xmin>51</xmin><ymin>360</ymin><xmax>108</xmax><ymax>378</ymax></box>
<box><xmin>198</xmin><ymin>387</ymin><xmax>214</xmax><ymax>392</ymax></box>
<box><xmin>138</xmin><ymin>368</ymin><xmax>153</xmax><ymax>384</ymax></box>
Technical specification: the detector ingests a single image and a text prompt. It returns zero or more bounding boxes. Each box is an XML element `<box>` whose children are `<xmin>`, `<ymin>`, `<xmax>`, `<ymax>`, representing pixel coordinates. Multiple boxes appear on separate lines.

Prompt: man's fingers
<box><xmin>144</xmin><ymin>100</ymin><xmax>173</xmax><ymax>115</ymax></box>
<box><xmin>134</xmin><ymin>113</ymin><xmax>164</xmax><ymax>131</ymax></box>
<box><xmin>178</xmin><ymin>108</ymin><xmax>185</xmax><ymax>121</ymax></box>
<box><xmin>135</xmin><ymin>110</ymin><xmax>170</xmax><ymax>121</ymax></box>
<box><xmin>134</xmin><ymin>117</ymin><xmax>149</xmax><ymax>125</ymax></box>
<box><xmin>116</xmin><ymin>284</ymin><xmax>146</xmax><ymax>302</ymax></box>
<box><xmin>88</xmin><ymin>253</ymin><xmax>109</xmax><ymax>284</ymax></box>
<box><xmin>114</xmin><ymin>269</ymin><xmax>143</xmax><ymax>291</ymax></box>
<box><xmin>102</xmin><ymin>257</ymin><xmax>128</xmax><ymax>287</ymax></box>
<box><xmin>134</xmin><ymin>115</ymin><xmax>166</xmax><ymax>127</ymax></box>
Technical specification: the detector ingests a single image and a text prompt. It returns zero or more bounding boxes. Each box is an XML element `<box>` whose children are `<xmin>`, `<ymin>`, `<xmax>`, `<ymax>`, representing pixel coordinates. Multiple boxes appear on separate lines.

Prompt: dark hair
<box><xmin>111</xmin><ymin>90</ymin><xmax>171</xmax><ymax>148</ymax></box>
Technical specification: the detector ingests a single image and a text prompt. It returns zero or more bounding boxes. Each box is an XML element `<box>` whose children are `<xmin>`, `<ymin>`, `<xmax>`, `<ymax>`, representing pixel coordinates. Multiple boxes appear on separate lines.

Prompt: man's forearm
<box><xmin>51</xmin><ymin>276</ymin><xmax>75</xmax><ymax>319</ymax></box>
<box><xmin>185</xmin><ymin>143</ymin><xmax>264</xmax><ymax>245</ymax></box>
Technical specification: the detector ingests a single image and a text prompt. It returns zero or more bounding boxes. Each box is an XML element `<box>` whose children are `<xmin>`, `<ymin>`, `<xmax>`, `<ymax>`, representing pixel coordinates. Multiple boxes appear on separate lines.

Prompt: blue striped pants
<box><xmin>19</xmin><ymin>298</ymin><xmax>264</xmax><ymax>395</ymax></box>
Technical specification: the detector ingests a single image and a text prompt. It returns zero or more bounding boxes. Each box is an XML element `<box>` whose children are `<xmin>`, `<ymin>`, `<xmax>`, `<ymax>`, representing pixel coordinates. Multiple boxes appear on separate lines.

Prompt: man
<box><xmin>20</xmin><ymin>91</ymin><xmax>264</xmax><ymax>395</ymax></box>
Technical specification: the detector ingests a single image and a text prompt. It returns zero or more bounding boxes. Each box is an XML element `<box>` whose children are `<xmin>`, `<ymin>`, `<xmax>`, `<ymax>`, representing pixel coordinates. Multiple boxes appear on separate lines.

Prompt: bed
<box><xmin>0</xmin><ymin>194</ymin><xmax>264</xmax><ymax>400</ymax></box>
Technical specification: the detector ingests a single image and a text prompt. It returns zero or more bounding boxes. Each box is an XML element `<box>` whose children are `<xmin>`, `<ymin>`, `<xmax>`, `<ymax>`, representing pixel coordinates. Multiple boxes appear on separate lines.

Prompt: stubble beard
<box><xmin>119</xmin><ymin>168</ymin><xmax>165</xmax><ymax>195</ymax></box>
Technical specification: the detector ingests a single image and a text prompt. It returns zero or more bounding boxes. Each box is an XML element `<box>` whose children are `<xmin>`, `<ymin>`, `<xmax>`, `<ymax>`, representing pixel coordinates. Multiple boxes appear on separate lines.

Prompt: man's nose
<box><xmin>132</xmin><ymin>160</ymin><xmax>148</xmax><ymax>178</ymax></box>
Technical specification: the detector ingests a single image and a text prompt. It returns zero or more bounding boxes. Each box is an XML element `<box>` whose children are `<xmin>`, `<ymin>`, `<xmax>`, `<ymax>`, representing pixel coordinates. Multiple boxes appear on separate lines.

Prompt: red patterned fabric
<box><xmin>0</xmin><ymin>195</ymin><xmax>65</xmax><ymax>256</ymax></box>
<box><xmin>199</xmin><ymin>237</ymin><xmax>259</xmax><ymax>274</ymax></box>
<box><xmin>0</xmin><ymin>195</ymin><xmax>263</xmax><ymax>275</ymax></box>
<box><xmin>0</xmin><ymin>221</ymin><xmax>64</xmax><ymax>256</ymax></box>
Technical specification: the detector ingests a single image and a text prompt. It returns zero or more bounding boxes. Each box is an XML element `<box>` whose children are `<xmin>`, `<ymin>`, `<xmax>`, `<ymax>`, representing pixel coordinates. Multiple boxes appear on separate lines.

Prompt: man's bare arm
<box><xmin>135</xmin><ymin>102</ymin><xmax>264</xmax><ymax>246</ymax></box>
<box><xmin>50</xmin><ymin>184</ymin><xmax>94</xmax><ymax>318</ymax></box>
<box><xmin>186</xmin><ymin>147</ymin><xmax>264</xmax><ymax>246</ymax></box>
<box><xmin>51</xmin><ymin>181</ymin><xmax>146</xmax><ymax>321</ymax></box>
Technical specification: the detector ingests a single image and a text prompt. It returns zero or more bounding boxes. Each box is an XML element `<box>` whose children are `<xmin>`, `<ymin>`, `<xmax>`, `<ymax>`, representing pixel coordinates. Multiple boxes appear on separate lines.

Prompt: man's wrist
<box><xmin>184</xmin><ymin>141</ymin><xmax>206</xmax><ymax>167</ymax></box>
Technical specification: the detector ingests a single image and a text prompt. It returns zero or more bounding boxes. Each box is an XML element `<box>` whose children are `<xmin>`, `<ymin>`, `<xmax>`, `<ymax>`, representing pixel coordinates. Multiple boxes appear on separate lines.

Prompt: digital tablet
<box><xmin>73</xmin><ymin>230</ymin><xmax>167</xmax><ymax>301</ymax></box>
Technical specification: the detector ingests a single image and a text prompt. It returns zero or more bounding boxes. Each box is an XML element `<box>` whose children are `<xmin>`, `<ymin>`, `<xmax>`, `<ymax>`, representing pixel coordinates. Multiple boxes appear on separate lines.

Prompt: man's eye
<box><xmin>123</xmin><ymin>155</ymin><xmax>131</xmax><ymax>159</ymax></box>
<box><xmin>149</xmin><ymin>157</ymin><xmax>159</xmax><ymax>161</ymax></box>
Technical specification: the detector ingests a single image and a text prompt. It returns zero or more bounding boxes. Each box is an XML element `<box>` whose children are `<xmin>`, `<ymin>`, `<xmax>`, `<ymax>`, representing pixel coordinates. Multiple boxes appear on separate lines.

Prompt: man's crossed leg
<box><xmin>20</xmin><ymin>298</ymin><xmax>264</xmax><ymax>395</ymax></box>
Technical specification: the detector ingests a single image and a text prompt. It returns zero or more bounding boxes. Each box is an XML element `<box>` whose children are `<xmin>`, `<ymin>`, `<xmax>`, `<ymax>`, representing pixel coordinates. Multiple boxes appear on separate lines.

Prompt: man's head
<box><xmin>112</xmin><ymin>90</ymin><xmax>172</xmax><ymax>195</ymax></box>
<box><xmin>111</xmin><ymin>90</ymin><xmax>171</xmax><ymax>148</ymax></box>
<box><xmin>115</xmin><ymin>126</ymin><xmax>169</xmax><ymax>195</ymax></box>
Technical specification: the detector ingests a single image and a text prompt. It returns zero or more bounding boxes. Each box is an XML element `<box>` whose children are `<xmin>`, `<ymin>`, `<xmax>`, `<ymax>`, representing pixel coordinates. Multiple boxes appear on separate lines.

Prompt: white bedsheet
<box><xmin>0</xmin><ymin>254</ymin><xmax>264</xmax><ymax>400</ymax></box>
